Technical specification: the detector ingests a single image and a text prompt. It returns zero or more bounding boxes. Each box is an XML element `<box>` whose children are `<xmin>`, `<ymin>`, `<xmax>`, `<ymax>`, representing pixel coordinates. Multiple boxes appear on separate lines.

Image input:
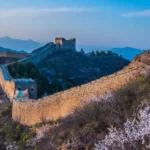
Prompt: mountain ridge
<box><xmin>78</xmin><ymin>45</ymin><xmax>145</xmax><ymax>61</ymax></box>
<box><xmin>0</xmin><ymin>46</ymin><xmax>28</xmax><ymax>54</ymax></box>
<box><xmin>0</xmin><ymin>36</ymin><xmax>146</xmax><ymax>60</ymax></box>
<box><xmin>111</xmin><ymin>47</ymin><xmax>145</xmax><ymax>61</ymax></box>
<box><xmin>0</xmin><ymin>36</ymin><xmax>43</xmax><ymax>52</ymax></box>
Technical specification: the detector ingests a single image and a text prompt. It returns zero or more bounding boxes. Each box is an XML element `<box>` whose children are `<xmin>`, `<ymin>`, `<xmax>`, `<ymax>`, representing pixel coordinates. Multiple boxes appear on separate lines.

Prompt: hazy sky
<box><xmin>0</xmin><ymin>0</ymin><xmax>150</xmax><ymax>49</ymax></box>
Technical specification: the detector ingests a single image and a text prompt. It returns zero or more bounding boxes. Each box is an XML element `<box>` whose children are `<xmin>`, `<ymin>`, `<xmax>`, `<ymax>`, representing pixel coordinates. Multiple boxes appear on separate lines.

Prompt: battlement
<box><xmin>55</xmin><ymin>37</ymin><xmax>76</xmax><ymax>51</ymax></box>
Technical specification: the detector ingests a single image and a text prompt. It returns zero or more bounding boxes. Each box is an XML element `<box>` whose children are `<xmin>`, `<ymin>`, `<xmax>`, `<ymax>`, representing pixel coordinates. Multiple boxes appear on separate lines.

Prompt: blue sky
<box><xmin>0</xmin><ymin>0</ymin><xmax>150</xmax><ymax>49</ymax></box>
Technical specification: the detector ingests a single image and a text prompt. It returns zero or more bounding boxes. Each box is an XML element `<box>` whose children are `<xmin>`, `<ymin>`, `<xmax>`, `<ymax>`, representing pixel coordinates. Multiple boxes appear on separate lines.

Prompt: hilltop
<box><xmin>10</xmin><ymin>42</ymin><xmax>130</xmax><ymax>97</ymax></box>
<box><xmin>37</xmin><ymin>49</ymin><xmax>129</xmax><ymax>85</ymax></box>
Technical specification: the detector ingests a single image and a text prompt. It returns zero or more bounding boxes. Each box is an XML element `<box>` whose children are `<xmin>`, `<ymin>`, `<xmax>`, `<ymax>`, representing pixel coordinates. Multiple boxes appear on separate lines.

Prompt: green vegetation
<box><xmin>79</xmin><ymin>49</ymin><xmax>122</xmax><ymax>57</ymax></box>
<box><xmin>35</xmin><ymin>49</ymin><xmax>129</xmax><ymax>98</ymax></box>
<box><xmin>0</xmin><ymin>103</ymin><xmax>34</xmax><ymax>149</ymax></box>
<box><xmin>79</xmin><ymin>48</ymin><xmax>85</xmax><ymax>55</ymax></box>
<box><xmin>88</xmin><ymin>50</ymin><xmax>121</xmax><ymax>57</ymax></box>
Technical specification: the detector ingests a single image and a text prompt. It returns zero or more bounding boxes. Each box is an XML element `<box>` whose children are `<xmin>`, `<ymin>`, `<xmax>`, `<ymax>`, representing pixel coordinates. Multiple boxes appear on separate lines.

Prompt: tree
<box><xmin>89</xmin><ymin>50</ymin><xmax>96</xmax><ymax>56</ymax></box>
<box><xmin>23</xmin><ymin>72</ymin><xmax>28</xmax><ymax>78</ymax></box>
<box><xmin>15</xmin><ymin>73</ymin><xmax>20</xmax><ymax>78</ymax></box>
<box><xmin>30</xmin><ymin>68</ymin><xmax>38</xmax><ymax>79</ymax></box>
<box><xmin>26</xmin><ymin>62</ymin><xmax>35</xmax><ymax>74</ymax></box>
<box><xmin>18</xmin><ymin>63</ymin><xmax>25</xmax><ymax>77</ymax></box>
<box><xmin>107</xmin><ymin>50</ymin><xmax>113</xmax><ymax>55</ymax></box>
<box><xmin>100</xmin><ymin>51</ymin><xmax>106</xmax><ymax>56</ymax></box>
<box><xmin>80</xmin><ymin>48</ymin><xmax>85</xmax><ymax>55</ymax></box>
<box><xmin>96</xmin><ymin>50</ymin><xmax>100</xmax><ymax>56</ymax></box>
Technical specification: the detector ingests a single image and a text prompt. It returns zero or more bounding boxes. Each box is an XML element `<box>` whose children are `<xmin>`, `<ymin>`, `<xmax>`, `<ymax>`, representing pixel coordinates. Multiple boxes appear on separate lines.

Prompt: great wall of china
<box><xmin>0</xmin><ymin>49</ymin><xmax>150</xmax><ymax>126</ymax></box>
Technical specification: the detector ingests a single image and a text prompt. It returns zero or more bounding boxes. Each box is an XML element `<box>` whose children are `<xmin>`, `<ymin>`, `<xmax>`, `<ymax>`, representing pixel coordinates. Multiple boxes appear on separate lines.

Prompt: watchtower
<box><xmin>14</xmin><ymin>79</ymin><xmax>37</xmax><ymax>100</ymax></box>
<box><xmin>55</xmin><ymin>37</ymin><xmax>76</xmax><ymax>51</ymax></box>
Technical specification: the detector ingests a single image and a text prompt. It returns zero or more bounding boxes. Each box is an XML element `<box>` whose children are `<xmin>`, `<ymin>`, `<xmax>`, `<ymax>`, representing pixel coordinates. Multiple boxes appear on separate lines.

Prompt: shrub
<box><xmin>138</xmin><ymin>76</ymin><xmax>147</xmax><ymax>82</ymax></box>
<box><xmin>21</xmin><ymin>134</ymin><xmax>31</xmax><ymax>143</ymax></box>
<box><xmin>0</xmin><ymin>104</ymin><xmax>11</xmax><ymax>117</ymax></box>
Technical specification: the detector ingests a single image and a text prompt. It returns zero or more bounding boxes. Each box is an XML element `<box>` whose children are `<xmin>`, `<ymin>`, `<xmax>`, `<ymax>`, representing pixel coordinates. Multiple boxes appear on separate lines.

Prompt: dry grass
<box><xmin>0</xmin><ymin>103</ymin><xmax>35</xmax><ymax>150</ymax></box>
<box><xmin>34</xmin><ymin>76</ymin><xmax>150</xmax><ymax>149</ymax></box>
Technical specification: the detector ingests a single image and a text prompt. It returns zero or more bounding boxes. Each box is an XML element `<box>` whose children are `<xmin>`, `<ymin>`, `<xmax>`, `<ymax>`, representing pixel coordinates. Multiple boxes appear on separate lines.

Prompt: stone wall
<box><xmin>12</xmin><ymin>59</ymin><xmax>150</xmax><ymax>126</ymax></box>
<box><xmin>0</xmin><ymin>66</ymin><xmax>15</xmax><ymax>101</ymax></box>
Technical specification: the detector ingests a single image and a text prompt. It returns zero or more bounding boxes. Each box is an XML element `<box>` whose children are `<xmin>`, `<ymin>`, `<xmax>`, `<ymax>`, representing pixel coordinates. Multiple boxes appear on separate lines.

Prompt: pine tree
<box><xmin>80</xmin><ymin>48</ymin><xmax>85</xmax><ymax>55</ymax></box>
<box><xmin>90</xmin><ymin>50</ymin><xmax>96</xmax><ymax>56</ymax></box>
<box><xmin>96</xmin><ymin>50</ymin><xmax>100</xmax><ymax>56</ymax></box>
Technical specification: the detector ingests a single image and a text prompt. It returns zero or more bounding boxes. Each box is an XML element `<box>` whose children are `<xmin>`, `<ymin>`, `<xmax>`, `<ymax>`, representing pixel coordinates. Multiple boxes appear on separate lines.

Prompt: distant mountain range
<box><xmin>111</xmin><ymin>47</ymin><xmax>145</xmax><ymax>61</ymax></box>
<box><xmin>0</xmin><ymin>46</ymin><xmax>27</xmax><ymax>53</ymax></box>
<box><xmin>78</xmin><ymin>45</ymin><xmax>145</xmax><ymax>61</ymax></box>
<box><xmin>0</xmin><ymin>36</ymin><xmax>146</xmax><ymax>60</ymax></box>
<box><xmin>0</xmin><ymin>36</ymin><xmax>43</xmax><ymax>52</ymax></box>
